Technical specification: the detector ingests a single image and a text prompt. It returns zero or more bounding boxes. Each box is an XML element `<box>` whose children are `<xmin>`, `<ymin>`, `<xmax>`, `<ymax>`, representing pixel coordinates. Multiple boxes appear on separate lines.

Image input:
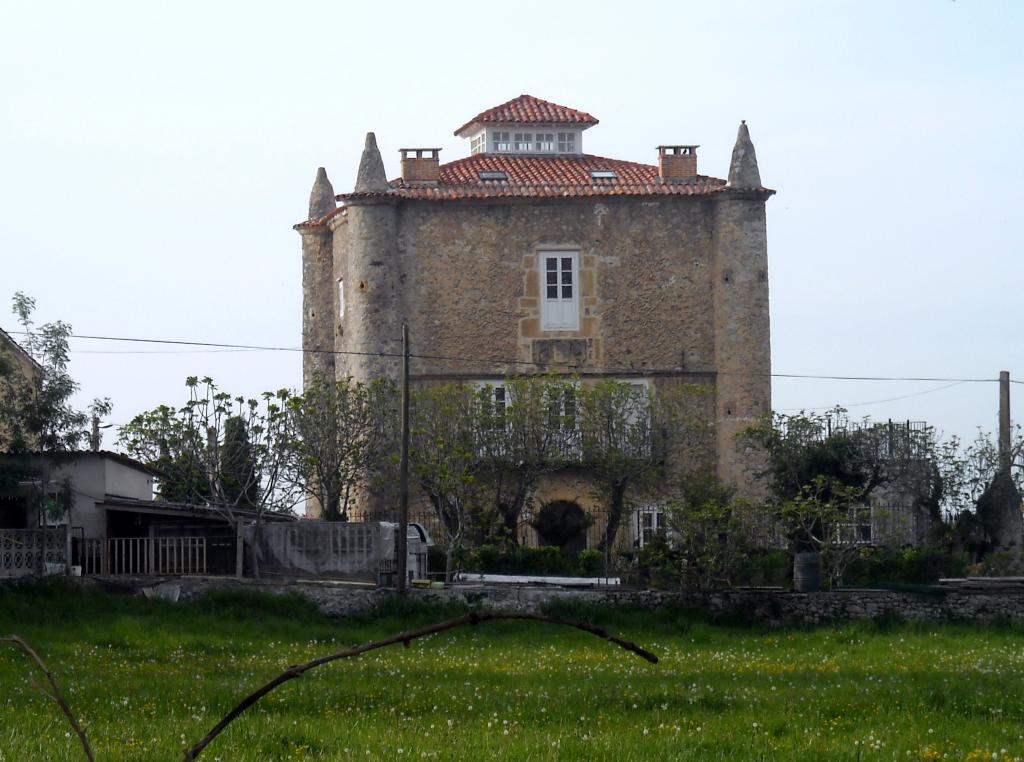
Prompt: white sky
<box><xmin>1</xmin><ymin>0</ymin><xmax>1021</xmax><ymax>448</ymax></box>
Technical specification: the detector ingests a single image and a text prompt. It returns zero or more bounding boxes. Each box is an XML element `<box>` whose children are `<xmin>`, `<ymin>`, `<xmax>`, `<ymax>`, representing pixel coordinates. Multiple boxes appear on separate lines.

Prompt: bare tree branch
<box><xmin>2</xmin><ymin>634</ymin><xmax>94</xmax><ymax>762</ymax></box>
<box><xmin>182</xmin><ymin>611</ymin><xmax>658</xmax><ymax>761</ymax></box>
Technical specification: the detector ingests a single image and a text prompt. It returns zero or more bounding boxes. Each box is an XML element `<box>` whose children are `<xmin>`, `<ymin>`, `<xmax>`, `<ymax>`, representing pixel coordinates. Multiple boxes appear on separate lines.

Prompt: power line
<box><xmin>7</xmin><ymin>329</ymin><xmax>1010</xmax><ymax>384</ymax></box>
<box><xmin>778</xmin><ymin>380</ymin><xmax>969</xmax><ymax>412</ymax></box>
<box><xmin>71</xmin><ymin>349</ymin><xmax>266</xmax><ymax>355</ymax></box>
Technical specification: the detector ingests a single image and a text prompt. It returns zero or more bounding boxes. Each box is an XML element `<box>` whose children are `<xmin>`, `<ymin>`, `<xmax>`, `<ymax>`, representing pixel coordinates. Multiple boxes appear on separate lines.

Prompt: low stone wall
<box><xmin>48</xmin><ymin>576</ymin><xmax>1024</xmax><ymax>627</ymax></box>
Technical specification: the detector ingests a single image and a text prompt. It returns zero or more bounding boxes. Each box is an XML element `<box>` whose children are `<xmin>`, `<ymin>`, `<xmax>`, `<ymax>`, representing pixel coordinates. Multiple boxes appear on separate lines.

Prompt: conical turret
<box><xmin>354</xmin><ymin>132</ymin><xmax>389</xmax><ymax>193</ymax></box>
<box><xmin>727</xmin><ymin>121</ymin><xmax>762</xmax><ymax>189</ymax></box>
<box><xmin>308</xmin><ymin>167</ymin><xmax>336</xmax><ymax>220</ymax></box>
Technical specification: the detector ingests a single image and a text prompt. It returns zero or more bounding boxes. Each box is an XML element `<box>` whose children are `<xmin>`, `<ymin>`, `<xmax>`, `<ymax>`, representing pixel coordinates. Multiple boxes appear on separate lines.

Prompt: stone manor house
<box><xmin>294</xmin><ymin>95</ymin><xmax>773</xmax><ymax>549</ymax></box>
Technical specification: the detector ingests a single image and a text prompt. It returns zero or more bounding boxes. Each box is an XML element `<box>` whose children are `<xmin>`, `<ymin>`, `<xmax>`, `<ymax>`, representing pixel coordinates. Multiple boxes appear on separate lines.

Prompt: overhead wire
<box><xmin>777</xmin><ymin>380</ymin><xmax>970</xmax><ymax>412</ymax></box>
<box><xmin>6</xmin><ymin>329</ymin><xmax>1010</xmax><ymax>384</ymax></box>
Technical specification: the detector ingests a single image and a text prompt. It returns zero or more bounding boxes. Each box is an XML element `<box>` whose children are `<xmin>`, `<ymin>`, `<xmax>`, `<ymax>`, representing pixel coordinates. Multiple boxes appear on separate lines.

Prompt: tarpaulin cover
<box><xmin>251</xmin><ymin>521</ymin><xmax>391</xmax><ymax>581</ymax></box>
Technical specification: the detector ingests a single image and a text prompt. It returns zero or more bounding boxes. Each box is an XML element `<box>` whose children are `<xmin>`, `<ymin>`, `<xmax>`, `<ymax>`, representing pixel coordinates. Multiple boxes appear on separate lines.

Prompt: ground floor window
<box><xmin>636</xmin><ymin>506</ymin><xmax>666</xmax><ymax>547</ymax></box>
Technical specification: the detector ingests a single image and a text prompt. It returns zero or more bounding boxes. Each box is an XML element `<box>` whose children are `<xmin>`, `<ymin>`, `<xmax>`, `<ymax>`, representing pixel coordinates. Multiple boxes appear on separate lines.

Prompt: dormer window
<box><xmin>558</xmin><ymin>132</ymin><xmax>576</xmax><ymax>153</ymax></box>
<box><xmin>535</xmin><ymin>133</ymin><xmax>554</xmax><ymax>151</ymax></box>
<box><xmin>470</xmin><ymin>134</ymin><xmax>486</xmax><ymax>155</ymax></box>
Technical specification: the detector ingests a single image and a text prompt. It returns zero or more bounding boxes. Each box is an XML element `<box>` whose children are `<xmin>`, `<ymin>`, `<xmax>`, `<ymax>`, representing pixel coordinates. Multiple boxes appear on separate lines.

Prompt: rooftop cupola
<box><xmin>727</xmin><ymin>121</ymin><xmax>762</xmax><ymax>189</ymax></box>
<box><xmin>454</xmin><ymin>94</ymin><xmax>598</xmax><ymax>156</ymax></box>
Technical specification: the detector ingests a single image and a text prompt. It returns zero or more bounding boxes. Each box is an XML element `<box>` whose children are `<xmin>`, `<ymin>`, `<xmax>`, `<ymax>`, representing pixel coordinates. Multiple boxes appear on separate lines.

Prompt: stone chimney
<box><xmin>658</xmin><ymin>145</ymin><xmax>698</xmax><ymax>182</ymax></box>
<box><xmin>399</xmin><ymin>148</ymin><xmax>441</xmax><ymax>184</ymax></box>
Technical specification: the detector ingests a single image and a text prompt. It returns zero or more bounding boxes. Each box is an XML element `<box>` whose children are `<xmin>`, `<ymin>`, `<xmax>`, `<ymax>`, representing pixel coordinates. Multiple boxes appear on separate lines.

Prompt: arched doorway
<box><xmin>532</xmin><ymin>501</ymin><xmax>591</xmax><ymax>553</ymax></box>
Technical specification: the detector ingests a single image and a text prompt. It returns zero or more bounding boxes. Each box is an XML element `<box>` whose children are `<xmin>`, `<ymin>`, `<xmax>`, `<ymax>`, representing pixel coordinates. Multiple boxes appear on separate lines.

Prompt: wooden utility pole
<box><xmin>397</xmin><ymin>322</ymin><xmax>410</xmax><ymax>592</ymax></box>
<box><xmin>999</xmin><ymin>370</ymin><xmax>1012</xmax><ymax>474</ymax></box>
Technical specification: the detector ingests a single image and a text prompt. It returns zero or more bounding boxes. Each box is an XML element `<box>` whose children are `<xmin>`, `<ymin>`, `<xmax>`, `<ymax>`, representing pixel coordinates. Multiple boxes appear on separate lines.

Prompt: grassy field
<box><xmin>1</xmin><ymin>583</ymin><xmax>1024</xmax><ymax>761</ymax></box>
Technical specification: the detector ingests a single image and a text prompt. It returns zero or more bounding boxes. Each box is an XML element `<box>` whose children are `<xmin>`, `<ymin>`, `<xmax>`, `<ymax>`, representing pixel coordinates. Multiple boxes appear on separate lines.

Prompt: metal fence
<box><xmin>79</xmin><ymin>537</ymin><xmax>208</xmax><ymax>576</ymax></box>
<box><xmin>0</xmin><ymin>528</ymin><xmax>67</xmax><ymax>577</ymax></box>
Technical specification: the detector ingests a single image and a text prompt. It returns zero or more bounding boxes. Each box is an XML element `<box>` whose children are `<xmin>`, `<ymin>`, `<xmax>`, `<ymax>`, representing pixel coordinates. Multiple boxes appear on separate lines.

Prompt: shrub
<box><xmin>460</xmin><ymin>545</ymin><xmax>608</xmax><ymax>577</ymax></box>
<box><xmin>843</xmin><ymin>547</ymin><xmax>969</xmax><ymax>586</ymax></box>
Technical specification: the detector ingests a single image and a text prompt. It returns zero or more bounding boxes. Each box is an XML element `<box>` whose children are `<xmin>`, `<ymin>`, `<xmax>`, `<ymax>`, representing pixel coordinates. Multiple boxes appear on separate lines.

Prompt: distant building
<box><xmin>295</xmin><ymin>95</ymin><xmax>774</xmax><ymax>548</ymax></box>
<box><xmin>0</xmin><ymin>451</ymin><xmax>291</xmax><ymax>577</ymax></box>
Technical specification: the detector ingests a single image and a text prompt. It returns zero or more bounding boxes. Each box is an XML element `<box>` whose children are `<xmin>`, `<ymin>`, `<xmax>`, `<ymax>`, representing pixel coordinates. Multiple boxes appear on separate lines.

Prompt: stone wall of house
<box><xmin>324</xmin><ymin>193</ymin><xmax>766</xmax><ymax>496</ymax></box>
<box><xmin>711</xmin><ymin>193</ymin><xmax>772</xmax><ymax>494</ymax></box>
<box><xmin>391</xmin><ymin>196</ymin><xmax>718</xmax><ymax>379</ymax></box>
<box><xmin>71</xmin><ymin>576</ymin><xmax>1024</xmax><ymax>627</ymax></box>
<box><xmin>300</xmin><ymin>227</ymin><xmax>336</xmax><ymax>387</ymax></box>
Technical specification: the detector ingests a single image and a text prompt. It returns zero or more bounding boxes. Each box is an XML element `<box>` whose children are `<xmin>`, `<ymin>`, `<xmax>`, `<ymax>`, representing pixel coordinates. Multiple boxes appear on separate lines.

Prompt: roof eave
<box><xmin>454</xmin><ymin>120</ymin><xmax>598</xmax><ymax>138</ymax></box>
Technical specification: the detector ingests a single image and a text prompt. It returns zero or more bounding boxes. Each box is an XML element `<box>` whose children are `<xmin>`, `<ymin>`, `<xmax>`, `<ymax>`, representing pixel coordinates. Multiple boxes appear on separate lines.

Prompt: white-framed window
<box><xmin>625</xmin><ymin>379</ymin><xmax>650</xmax><ymax>426</ymax></box>
<box><xmin>540</xmin><ymin>251</ymin><xmax>579</xmax><ymax>331</ymax></box>
<box><xmin>484</xmin><ymin>128</ymin><xmax>580</xmax><ymax>154</ymax></box>
<box><xmin>492</xmin><ymin>131</ymin><xmax>511</xmax><ymax>152</ymax></box>
<box><xmin>637</xmin><ymin>507</ymin><xmax>666</xmax><ymax>548</ymax></box>
<box><xmin>337</xmin><ymin>279</ymin><xmax>345</xmax><ymax>318</ymax></box>
<box><xmin>474</xmin><ymin>381</ymin><xmax>509</xmax><ymax>454</ymax></box>
<box><xmin>534</xmin><ymin>133</ymin><xmax>554</xmax><ymax>151</ymax></box>
<box><xmin>474</xmin><ymin>381</ymin><xmax>507</xmax><ymax>420</ymax></box>
<box><xmin>545</xmin><ymin>381</ymin><xmax>581</xmax><ymax>458</ymax></box>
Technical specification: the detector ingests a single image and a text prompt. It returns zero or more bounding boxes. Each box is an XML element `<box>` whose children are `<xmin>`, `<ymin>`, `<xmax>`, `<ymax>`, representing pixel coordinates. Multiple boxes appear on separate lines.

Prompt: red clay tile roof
<box><xmin>455</xmin><ymin>95</ymin><xmax>599</xmax><ymax>136</ymax></box>
<box><xmin>345</xmin><ymin>153</ymin><xmax>729</xmax><ymax>203</ymax></box>
<box><xmin>296</xmin><ymin>155</ymin><xmax>770</xmax><ymax>227</ymax></box>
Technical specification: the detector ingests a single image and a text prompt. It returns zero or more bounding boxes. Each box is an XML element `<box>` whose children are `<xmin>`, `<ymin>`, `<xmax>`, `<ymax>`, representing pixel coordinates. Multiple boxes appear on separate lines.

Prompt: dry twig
<box><xmin>182</xmin><ymin>610</ymin><xmax>658</xmax><ymax>761</ymax></box>
<box><xmin>2</xmin><ymin>634</ymin><xmax>94</xmax><ymax>762</ymax></box>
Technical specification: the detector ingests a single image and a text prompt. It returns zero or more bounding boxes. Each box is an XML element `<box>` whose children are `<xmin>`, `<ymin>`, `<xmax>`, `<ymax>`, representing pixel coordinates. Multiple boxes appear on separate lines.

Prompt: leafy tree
<box><xmin>1</xmin><ymin>293</ymin><xmax>111</xmax><ymax>529</ymax></box>
<box><xmin>742</xmin><ymin>408</ymin><xmax>942</xmax><ymax>508</ymax></box>
<box><xmin>119</xmin><ymin>377</ymin><xmax>296</xmax><ymax>576</ymax></box>
<box><xmin>0</xmin><ymin>292</ymin><xmax>111</xmax><ymax>454</ymax></box>
<box><xmin>409</xmin><ymin>383</ymin><xmax>488</xmax><ymax>582</ymax></box>
<box><xmin>778</xmin><ymin>477</ymin><xmax>871</xmax><ymax>588</ymax></box>
<box><xmin>220</xmin><ymin>416</ymin><xmax>259</xmax><ymax>508</ymax></box>
<box><xmin>663</xmin><ymin>474</ymin><xmax>753</xmax><ymax>588</ymax></box>
<box><xmin>939</xmin><ymin>426</ymin><xmax>1024</xmax><ymax>557</ymax></box>
<box><xmin>742</xmin><ymin>408</ymin><xmax>952</xmax><ymax>586</ymax></box>
<box><xmin>474</xmin><ymin>376</ymin><xmax>577</xmax><ymax>547</ymax></box>
<box><xmin>578</xmin><ymin>380</ymin><xmax>706</xmax><ymax>550</ymax></box>
<box><xmin>282</xmin><ymin>375</ymin><xmax>394</xmax><ymax>521</ymax></box>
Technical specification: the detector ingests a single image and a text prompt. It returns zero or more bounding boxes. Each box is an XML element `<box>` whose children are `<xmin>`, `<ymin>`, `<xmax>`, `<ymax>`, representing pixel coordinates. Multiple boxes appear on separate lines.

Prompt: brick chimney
<box><xmin>657</xmin><ymin>145</ymin><xmax>698</xmax><ymax>182</ymax></box>
<box><xmin>400</xmin><ymin>148</ymin><xmax>441</xmax><ymax>184</ymax></box>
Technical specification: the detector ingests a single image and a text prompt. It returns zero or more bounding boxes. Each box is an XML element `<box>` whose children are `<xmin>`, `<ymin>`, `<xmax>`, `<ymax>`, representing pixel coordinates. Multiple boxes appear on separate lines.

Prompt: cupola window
<box><xmin>492</xmin><ymin>131</ymin><xmax>512</xmax><ymax>152</ymax></box>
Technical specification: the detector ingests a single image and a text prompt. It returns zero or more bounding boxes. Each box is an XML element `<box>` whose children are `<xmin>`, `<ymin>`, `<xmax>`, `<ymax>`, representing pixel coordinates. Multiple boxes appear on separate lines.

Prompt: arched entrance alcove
<box><xmin>532</xmin><ymin>500</ymin><xmax>591</xmax><ymax>553</ymax></box>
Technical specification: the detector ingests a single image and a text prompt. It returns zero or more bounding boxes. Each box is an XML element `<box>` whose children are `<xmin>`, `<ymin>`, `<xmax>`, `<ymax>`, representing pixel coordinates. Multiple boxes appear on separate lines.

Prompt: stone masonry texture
<box><xmin>299</xmin><ymin>118</ymin><xmax>773</xmax><ymax>523</ymax></box>
<box><xmin>46</xmin><ymin>577</ymin><xmax>1024</xmax><ymax>628</ymax></box>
